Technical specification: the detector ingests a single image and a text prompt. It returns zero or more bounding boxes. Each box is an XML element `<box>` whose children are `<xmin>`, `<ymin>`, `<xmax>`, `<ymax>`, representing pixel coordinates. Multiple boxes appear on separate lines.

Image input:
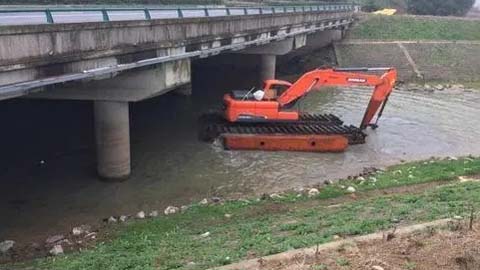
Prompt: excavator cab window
<box><xmin>263</xmin><ymin>80</ymin><xmax>293</xmax><ymax>100</ymax></box>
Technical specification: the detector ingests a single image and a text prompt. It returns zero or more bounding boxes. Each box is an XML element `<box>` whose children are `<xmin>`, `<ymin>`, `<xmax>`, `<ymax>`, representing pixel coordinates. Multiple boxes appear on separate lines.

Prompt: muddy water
<box><xmin>1</xmin><ymin>81</ymin><xmax>480</xmax><ymax>244</ymax></box>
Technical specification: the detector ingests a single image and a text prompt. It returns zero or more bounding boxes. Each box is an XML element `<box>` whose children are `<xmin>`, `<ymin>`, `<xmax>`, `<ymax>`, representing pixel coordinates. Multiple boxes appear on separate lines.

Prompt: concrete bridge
<box><xmin>0</xmin><ymin>4</ymin><xmax>357</xmax><ymax>180</ymax></box>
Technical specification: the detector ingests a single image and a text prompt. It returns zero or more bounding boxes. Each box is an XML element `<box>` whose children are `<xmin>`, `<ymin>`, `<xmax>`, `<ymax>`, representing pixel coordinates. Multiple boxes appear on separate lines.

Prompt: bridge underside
<box><xmin>0</xmin><ymin>9</ymin><xmax>350</xmax><ymax>180</ymax></box>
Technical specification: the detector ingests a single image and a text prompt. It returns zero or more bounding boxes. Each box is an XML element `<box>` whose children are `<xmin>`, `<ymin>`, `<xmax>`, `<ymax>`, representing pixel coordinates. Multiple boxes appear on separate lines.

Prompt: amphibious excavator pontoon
<box><xmin>200</xmin><ymin>67</ymin><xmax>397</xmax><ymax>152</ymax></box>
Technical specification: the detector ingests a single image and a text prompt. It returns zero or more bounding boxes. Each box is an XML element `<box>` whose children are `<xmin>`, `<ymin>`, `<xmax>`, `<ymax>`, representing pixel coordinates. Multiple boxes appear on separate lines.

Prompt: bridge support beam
<box><xmin>94</xmin><ymin>100</ymin><xmax>131</xmax><ymax>180</ymax></box>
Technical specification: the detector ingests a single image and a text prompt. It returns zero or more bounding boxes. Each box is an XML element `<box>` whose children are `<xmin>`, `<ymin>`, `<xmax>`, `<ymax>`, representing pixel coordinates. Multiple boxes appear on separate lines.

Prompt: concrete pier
<box><xmin>94</xmin><ymin>101</ymin><xmax>131</xmax><ymax>180</ymax></box>
<box><xmin>259</xmin><ymin>55</ymin><xmax>276</xmax><ymax>86</ymax></box>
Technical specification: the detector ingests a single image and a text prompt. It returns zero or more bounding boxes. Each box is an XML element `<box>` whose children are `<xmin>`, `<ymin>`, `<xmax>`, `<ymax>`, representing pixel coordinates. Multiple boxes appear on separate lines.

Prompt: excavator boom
<box><xmin>278</xmin><ymin>67</ymin><xmax>397</xmax><ymax>129</ymax></box>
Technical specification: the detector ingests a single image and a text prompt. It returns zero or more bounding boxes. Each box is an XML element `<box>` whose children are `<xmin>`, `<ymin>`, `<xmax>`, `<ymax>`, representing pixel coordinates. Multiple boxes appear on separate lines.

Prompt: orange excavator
<box><xmin>200</xmin><ymin>67</ymin><xmax>397</xmax><ymax>152</ymax></box>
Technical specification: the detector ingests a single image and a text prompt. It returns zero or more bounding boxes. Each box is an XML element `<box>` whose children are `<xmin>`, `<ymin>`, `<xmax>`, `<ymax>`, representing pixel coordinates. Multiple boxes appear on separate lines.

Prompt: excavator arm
<box><xmin>277</xmin><ymin>67</ymin><xmax>397</xmax><ymax>129</ymax></box>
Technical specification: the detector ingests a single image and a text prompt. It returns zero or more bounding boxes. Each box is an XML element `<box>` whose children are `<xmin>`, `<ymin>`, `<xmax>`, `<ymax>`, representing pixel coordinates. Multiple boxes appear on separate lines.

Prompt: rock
<box><xmin>164</xmin><ymin>206</ymin><xmax>179</xmax><ymax>215</ymax></box>
<box><xmin>451</xmin><ymin>84</ymin><xmax>464</xmax><ymax>89</ymax></box>
<box><xmin>293</xmin><ymin>187</ymin><xmax>305</xmax><ymax>193</ymax></box>
<box><xmin>45</xmin><ymin>234</ymin><xmax>65</xmax><ymax>245</ymax></box>
<box><xmin>107</xmin><ymin>216</ymin><xmax>117</xmax><ymax>223</ymax></box>
<box><xmin>211</xmin><ymin>197</ymin><xmax>222</xmax><ymax>203</ymax></box>
<box><xmin>72</xmin><ymin>225</ymin><xmax>91</xmax><ymax>236</ymax></box>
<box><xmin>448</xmin><ymin>156</ymin><xmax>458</xmax><ymax>161</ymax></box>
<box><xmin>199</xmin><ymin>198</ymin><xmax>208</xmax><ymax>205</ymax></box>
<box><xmin>119</xmin><ymin>215</ymin><xmax>128</xmax><ymax>222</ymax></box>
<box><xmin>424</xmin><ymin>84</ymin><xmax>432</xmax><ymax>90</ymax></box>
<box><xmin>180</xmin><ymin>205</ymin><xmax>189</xmax><ymax>212</ymax></box>
<box><xmin>454</xmin><ymin>215</ymin><xmax>463</xmax><ymax>220</ymax></box>
<box><xmin>269</xmin><ymin>193</ymin><xmax>283</xmax><ymax>199</ymax></box>
<box><xmin>435</xmin><ymin>84</ymin><xmax>445</xmax><ymax>91</ymax></box>
<box><xmin>0</xmin><ymin>240</ymin><xmax>15</xmax><ymax>253</ymax></box>
<box><xmin>369</xmin><ymin>177</ymin><xmax>377</xmax><ymax>183</ymax></box>
<box><xmin>346</xmin><ymin>186</ymin><xmax>356</xmax><ymax>193</ymax></box>
<box><xmin>200</xmin><ymin>232</ymin><xmax>210</xmax><ymax>238</ymax></box>
<box><xmin>148</xmin><ymin>210</ymin><xmax>159</xmax><ymax>218</ymax></box>
<box><xmin>340</xmin><ymin>185</ymin><xmax>346</xmax><ymax>189</ymax></box>
<box><xmin>333</xmin><ymin>235</ymin><xmax>341</xmax><ymax>240</ymax></box>
<box><xmin>324</xmin><ymin>179</ymin><xmax>333</xmax><ymax>185</ymax></box>
<box><xmin>49</xmin><ymin>245</ymin><xmax>64</xmax><ymax>256</ymax></box>
<box><xmin>136</xmin><ymin>211</ymin><xmax>146</xmax><ymax>219</ymax></box>
<box><xmin>224</xmin><ymin>214</ymin><xmax>232</xmax><ymax>218</ymax></box>
<box><xmin>308</xmin><ymin>188</ymin><xmax>320</xmax><ymax>197</ymax></box>
<box><xmin>85</xmin><ymin>232</ymin><xmax>97</xmax><ymax>239</ymax></box>
<box><xmin>372</xmin><ymin>266</ymin><xmax>384</xmax><ymax>270</ymax></box>
<box><xmin>356</xmin><ymin>176</ymin><xmax>365</xmax><ymax>181</ymax></box>
<box><xmin>30</xmin><ymin>242</ymin><xmax>41</xmax><ymax>250</ymax></box>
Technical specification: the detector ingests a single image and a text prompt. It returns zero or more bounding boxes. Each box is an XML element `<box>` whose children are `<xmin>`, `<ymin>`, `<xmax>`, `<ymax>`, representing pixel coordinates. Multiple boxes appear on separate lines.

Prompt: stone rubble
<box><xmin>45</xmin><ymin>235</ymin><xmax>65</xmax><ymax>245</ymax></box>
<box><xmin>136</xmin><ymin>211</ymin><xmax>146</xmax><ymax>219</ymax></box>
<box><xmin>0</xmin><ymin>240</ymin><xmax>15</xmax><ymax>253</ymax></box>
<box><xmin>49</xmin><ymin>245</ymin><xmax>64</xmax><ymax>256</ymax></box>
<box><xmin>148</xmin><ymin>210</ymin><xmax>159</xmax><ymax>218</ymax></box>
<box><xmin>347</xmin><ymin>186</ymin><xmax>356</xmax><ymax>193</ymax></box>
<box><xmin>200</xmin><ymin>232</ymin><xmax>210</xmax><ymax>238</ymax></box>
<box><xmin>308</xmin><ymin>188</ymin><xmax>320</xmax><ymax>197</ymax></box>
<box><xmin>164</xmin><ymin>206</ymin><xmax>180</xmax><ymax>215</ymax></box>
<box><xmin>72</xmin><ymin>225</ymin><xmax>91</xmax><ymax>236</ymax></box>
<box><xmin>107</xmin><ymin>216</ymin><xmax>117</xmax><ymax>223</ymax></box>
<box><xmin>269</xmin><ymin>193</ymin><xmax>283</xmax><ymax>199</ymax></box>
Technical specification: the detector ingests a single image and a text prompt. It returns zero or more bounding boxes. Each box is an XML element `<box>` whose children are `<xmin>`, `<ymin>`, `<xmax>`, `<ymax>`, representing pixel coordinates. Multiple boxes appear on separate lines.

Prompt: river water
<box><xmin>1</xmin><ymin>64</ymin><xmax>480</xmax><ymax>244</ymax></box>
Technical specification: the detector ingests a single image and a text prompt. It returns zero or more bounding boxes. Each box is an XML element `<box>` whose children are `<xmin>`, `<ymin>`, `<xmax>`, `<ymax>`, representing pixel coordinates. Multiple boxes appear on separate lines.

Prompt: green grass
<box><xmin>349</xmin><ymin>15</ymin><xmax>480</xmax><ymax>40</ymax></box>
<box><xmin>9</xmin><ymin>157</ymin><xmax>480</xmax><ymax>270</ymax></box>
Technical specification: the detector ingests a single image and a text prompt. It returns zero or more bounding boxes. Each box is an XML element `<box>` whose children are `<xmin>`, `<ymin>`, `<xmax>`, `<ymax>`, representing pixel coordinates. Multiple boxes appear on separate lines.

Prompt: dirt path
<box><xmin>257</xmin><ymin>221</ymin><xmax>480</xmax><ymax>270</ymax></box>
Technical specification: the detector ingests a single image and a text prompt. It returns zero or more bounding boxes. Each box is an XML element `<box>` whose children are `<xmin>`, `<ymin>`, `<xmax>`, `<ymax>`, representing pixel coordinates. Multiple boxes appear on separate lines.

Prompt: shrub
<box><xmin>362</xmin><ymin>0</ymin><xmax>381</xmax><ymax>12</ymax></box>
<box><xmin>407</xmin><ymin>0</ymin><xmax>475</xmax><ymax>16</ymax></box>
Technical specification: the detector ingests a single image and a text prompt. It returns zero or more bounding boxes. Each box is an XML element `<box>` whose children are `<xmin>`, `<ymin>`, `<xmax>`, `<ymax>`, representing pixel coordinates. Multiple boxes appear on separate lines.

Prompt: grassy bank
<box><xmin>349</xmin><ymin>15</ymin><xmax>480</xmax><ymax>40</ymax></box>
<box><xmin>9</xmin><ymin>157</ymin><xmax>480</xmax><ymax>270</ymax></box>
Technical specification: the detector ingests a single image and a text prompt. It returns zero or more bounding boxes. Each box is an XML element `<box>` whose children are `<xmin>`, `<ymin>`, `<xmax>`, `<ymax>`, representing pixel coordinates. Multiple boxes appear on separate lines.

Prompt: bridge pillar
<box><xmin>94</xmin><ymin>100</ymin><xmax>131</xmax><ymax>180</ymax></box>
<box><xmin>259</xmin><ymin>55</ymin><xmax>277</xmax><ymax>85</ymax></box>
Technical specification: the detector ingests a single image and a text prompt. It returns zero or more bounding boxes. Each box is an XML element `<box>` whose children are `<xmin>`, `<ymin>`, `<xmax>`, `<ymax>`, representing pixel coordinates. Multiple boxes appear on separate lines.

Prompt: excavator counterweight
<box><xmin>200</xmin><ymin>67</ymin><xmax>397</xmax><ymax>152</ymax></box>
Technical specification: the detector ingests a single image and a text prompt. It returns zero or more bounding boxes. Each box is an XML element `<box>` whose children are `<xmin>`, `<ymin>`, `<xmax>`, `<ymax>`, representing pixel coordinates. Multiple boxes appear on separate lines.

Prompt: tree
<box><xmin>362</xmin><ymin>0</ymin><xmax>381</xmax><ymax>12</ymax></box>
<box><xmin>407</xmin><ymin>0</ymin><xmax>475</xmax><ymax>16</ymax></box>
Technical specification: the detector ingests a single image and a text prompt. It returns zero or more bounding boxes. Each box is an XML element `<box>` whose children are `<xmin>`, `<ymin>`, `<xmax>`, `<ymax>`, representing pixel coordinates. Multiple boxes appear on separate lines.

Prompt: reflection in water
<box><xmin>1</xmin><ymin>82</ymin><xmax>480</xmax><ymax>243</ymax></box>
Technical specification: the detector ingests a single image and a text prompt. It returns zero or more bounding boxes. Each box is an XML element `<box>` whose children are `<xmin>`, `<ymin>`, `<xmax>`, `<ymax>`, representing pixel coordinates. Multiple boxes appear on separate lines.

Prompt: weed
<box><xmin>312</xmin><ymin>264</ymin><xmax>328</xmax><ymax>270</ymax></box>
<box><xmin>404</xmin><ymin>261</ymin><xmax>417</xmax><ymax>270</ymax></box>
<box><xmin>336</xmin><ymin>257</ymin><xmax>350</xmax><ymax>266</ymax></box>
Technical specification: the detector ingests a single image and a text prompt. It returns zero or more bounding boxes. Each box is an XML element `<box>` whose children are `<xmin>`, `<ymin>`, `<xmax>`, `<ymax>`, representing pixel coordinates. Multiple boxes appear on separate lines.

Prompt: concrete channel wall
<box><xmin>335</xmin><ymin>40</ymin><xmax>480</xmax><ymax>82</ymax></box>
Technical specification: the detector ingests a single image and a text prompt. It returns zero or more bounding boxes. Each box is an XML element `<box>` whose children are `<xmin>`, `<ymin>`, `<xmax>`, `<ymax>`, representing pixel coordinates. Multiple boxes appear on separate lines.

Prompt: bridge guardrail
<box><xmin>0</xmin><ymin>4</ymin><xmax>356</xmax><ymax>25</ymax></box>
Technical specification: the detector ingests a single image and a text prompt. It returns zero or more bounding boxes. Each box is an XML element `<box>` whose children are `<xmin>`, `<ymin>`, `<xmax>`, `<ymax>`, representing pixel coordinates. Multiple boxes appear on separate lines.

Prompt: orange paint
<box><xmin>223</xmin><ymin>134</ymin><xmax>349</xmax><ymax>152</ymax></box>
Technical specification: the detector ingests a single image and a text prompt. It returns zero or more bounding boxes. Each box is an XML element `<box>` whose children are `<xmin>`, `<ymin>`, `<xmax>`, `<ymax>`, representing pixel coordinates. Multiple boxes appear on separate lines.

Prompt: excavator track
<box><xmin>199</xmin><ymin>112</ymin><xmax>367</xmax><ymax>146</ymax></box>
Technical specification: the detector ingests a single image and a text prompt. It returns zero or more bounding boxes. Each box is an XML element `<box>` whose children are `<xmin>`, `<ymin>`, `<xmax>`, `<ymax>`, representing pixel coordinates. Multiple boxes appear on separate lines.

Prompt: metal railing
<box><xmin>0</xmin><ymin>4</ymin><xmax>356</xmax><ymax>25</ymax></box>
